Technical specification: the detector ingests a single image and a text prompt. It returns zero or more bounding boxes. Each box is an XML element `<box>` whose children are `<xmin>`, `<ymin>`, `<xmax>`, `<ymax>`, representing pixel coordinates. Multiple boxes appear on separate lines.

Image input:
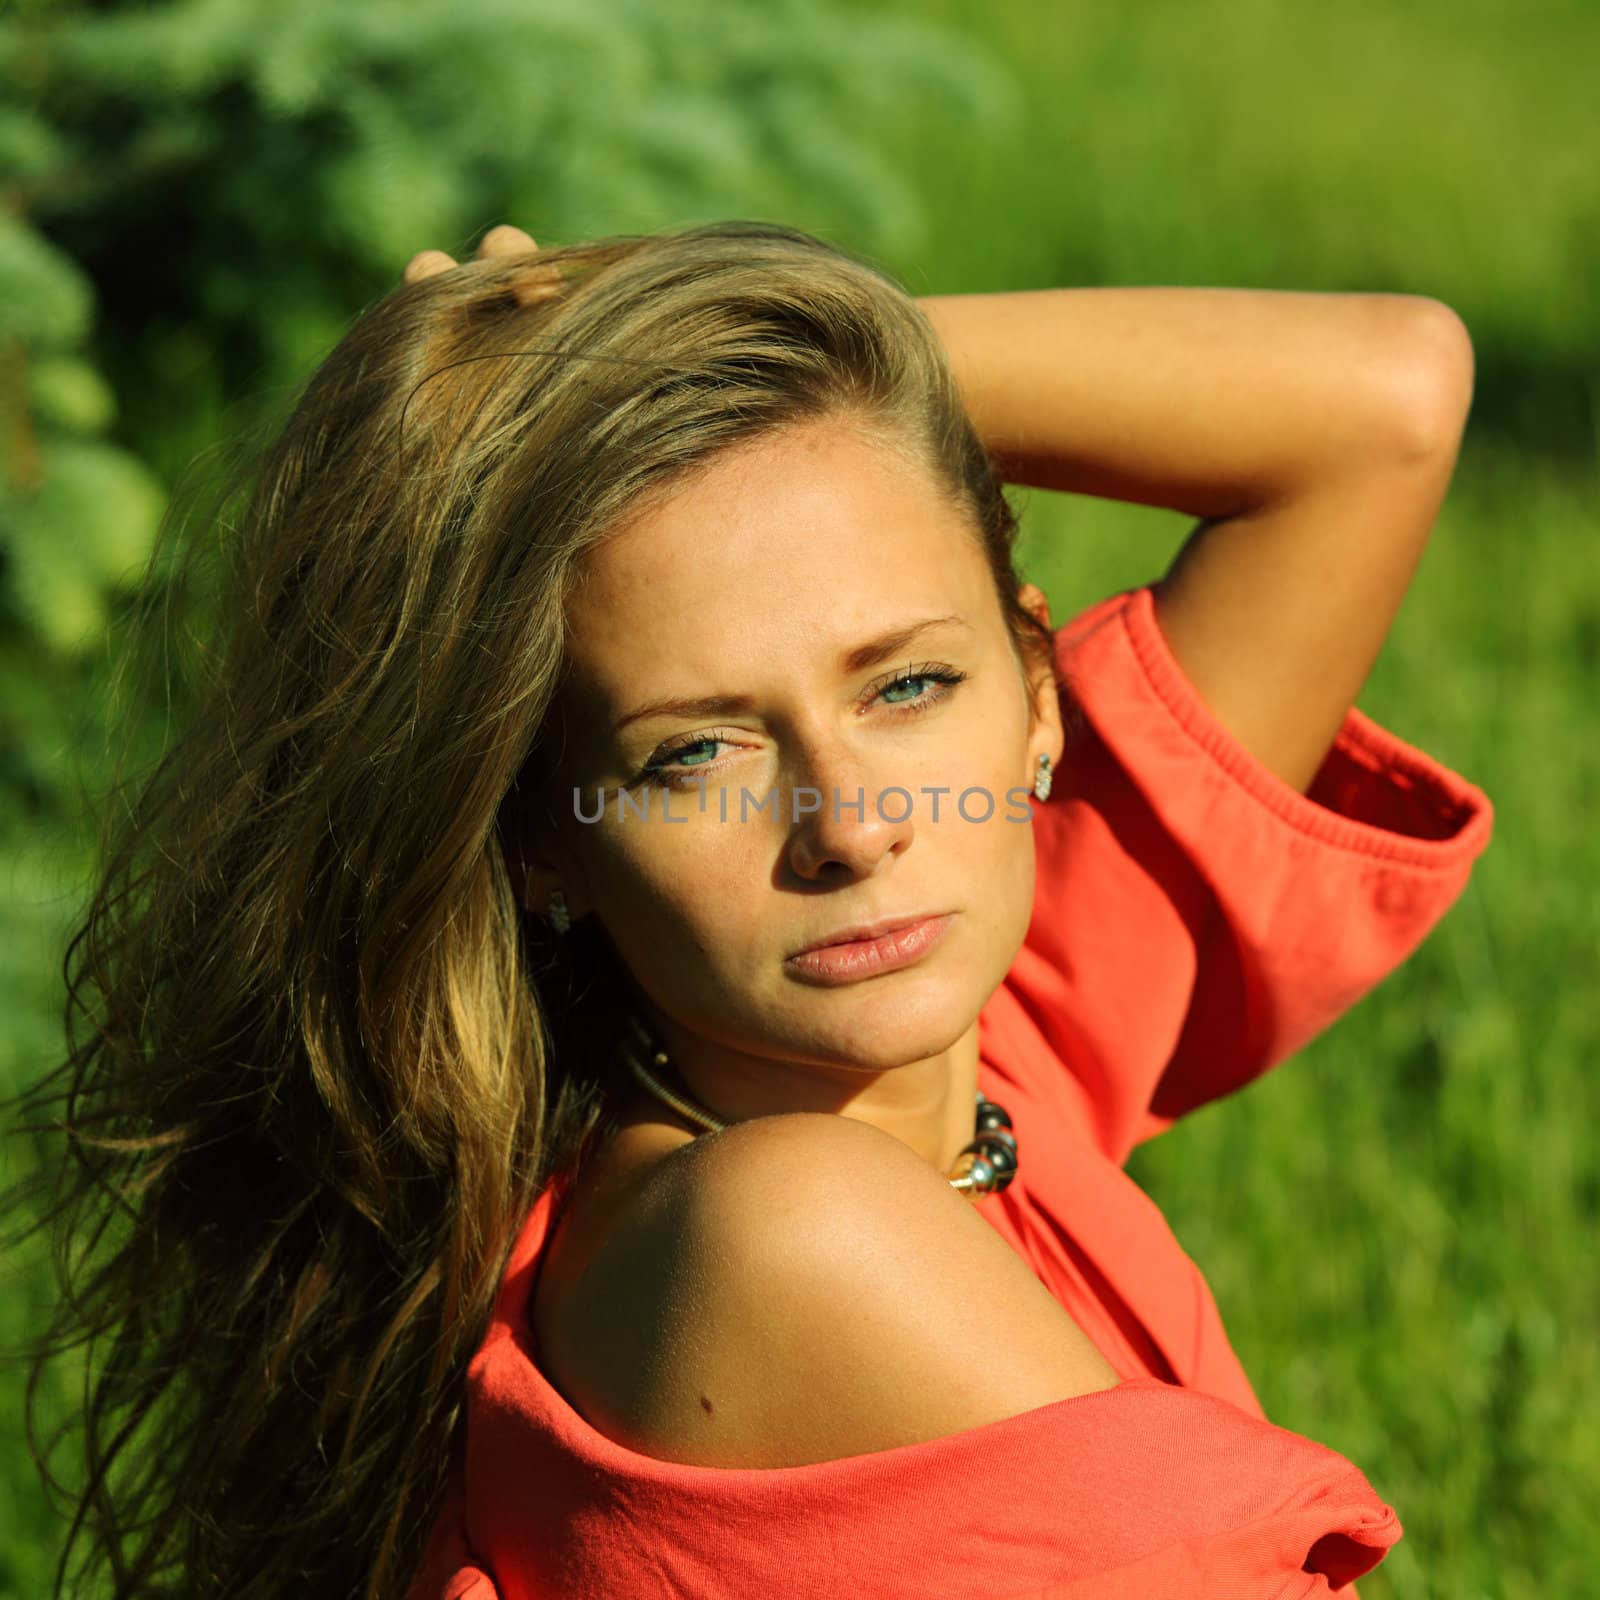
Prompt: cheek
<box><xmin>578</xmin><ymin>808</ymin><xmax>769</xmax><ymax>965</ymax></box>
<box><xmin>923</xmin><ymin>689</ymin><xmax>1039</xmax><ymax>952</ymax></box>
<box><xmin>924</xmin><ymin>692</ymin><xmax>1034</xmax><ymax>827</ymax></box>
<box><xmin>947</xmin><ymin>789</ymin><xmax>1040</xmax><ymax>964</ymax></box>
<box><xmin>998</xmin><ymin>812</ymin><xmax>1040</xmax><ymax>946</ymax></box>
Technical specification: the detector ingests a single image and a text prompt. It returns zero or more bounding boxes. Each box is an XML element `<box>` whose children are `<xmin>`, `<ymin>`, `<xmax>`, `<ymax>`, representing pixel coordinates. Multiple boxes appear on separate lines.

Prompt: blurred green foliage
<box><xmin>1</xmin><ymin>0</ymin><xmax>1595</xmax><ymax>1595</ymax></box>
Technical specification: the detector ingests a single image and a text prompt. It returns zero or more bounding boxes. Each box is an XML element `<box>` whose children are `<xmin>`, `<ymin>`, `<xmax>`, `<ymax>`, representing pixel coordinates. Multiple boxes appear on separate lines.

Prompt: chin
<box><xmin>795</xmin><ymin>970</ymin><xmax>982</xmax><ymax>1068</ymax></box>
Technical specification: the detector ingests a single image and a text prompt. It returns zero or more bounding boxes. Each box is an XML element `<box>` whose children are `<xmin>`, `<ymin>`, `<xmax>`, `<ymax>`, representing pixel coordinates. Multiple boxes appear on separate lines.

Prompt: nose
<box><xmin>783</xmin><ymin>741</ymin><xmax>916</xmax><ymax>882</ymax></box>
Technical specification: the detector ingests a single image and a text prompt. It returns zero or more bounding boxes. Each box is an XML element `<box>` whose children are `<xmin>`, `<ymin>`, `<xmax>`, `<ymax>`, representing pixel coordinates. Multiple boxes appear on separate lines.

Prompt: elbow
<box><xmin>1371</xmin><ymin>296</ymin><xmax>1476</xmax><ymax>465</ymax></box>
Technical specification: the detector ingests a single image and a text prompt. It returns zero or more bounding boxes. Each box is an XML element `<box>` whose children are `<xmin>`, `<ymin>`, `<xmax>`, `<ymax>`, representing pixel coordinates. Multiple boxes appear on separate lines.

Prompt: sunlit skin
<box><xmin>521</xmin><ymin>413</ymin><xmax>1064</xmax><ymax>1176</ymax></box>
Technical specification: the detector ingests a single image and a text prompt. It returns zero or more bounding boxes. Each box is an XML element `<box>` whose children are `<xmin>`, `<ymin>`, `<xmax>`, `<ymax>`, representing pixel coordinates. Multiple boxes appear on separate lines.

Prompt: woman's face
<box><xmin>529</xmin><ymin>412</ymin><xmax>1063</xmax><ymax>1083</ymax></box>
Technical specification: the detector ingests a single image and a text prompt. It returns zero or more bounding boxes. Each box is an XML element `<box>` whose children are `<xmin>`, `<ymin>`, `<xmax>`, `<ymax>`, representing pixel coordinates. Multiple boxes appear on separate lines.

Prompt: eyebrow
<box><xmin>610</xmin><ymin>613</ymin><xmax>973</xmax><ymax>735</ymax></box>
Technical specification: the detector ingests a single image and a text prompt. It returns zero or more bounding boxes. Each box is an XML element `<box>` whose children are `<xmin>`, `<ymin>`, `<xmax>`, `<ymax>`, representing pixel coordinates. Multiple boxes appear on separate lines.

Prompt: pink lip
<box><xmin>791</xmin><ymin>911</ymin><xmax>949</xmax><ymax>956</ymax></box>
<box><xmin>784</xmin><ymin>913</ymin><xmax>955</xmax><ymax>986</ymax></box>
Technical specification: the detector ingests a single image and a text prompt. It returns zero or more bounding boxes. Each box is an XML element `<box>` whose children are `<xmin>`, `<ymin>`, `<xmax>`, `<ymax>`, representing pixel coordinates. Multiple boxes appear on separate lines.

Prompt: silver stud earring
<box><xmin>1033</xmin><ymin>753</ymin><xmax>1053</xmax><ymax>802</ymax></box>
<box><xmin>547</xmin><ymin>886</ymin><xmax>572</xmax><ymax>935</ymax></box>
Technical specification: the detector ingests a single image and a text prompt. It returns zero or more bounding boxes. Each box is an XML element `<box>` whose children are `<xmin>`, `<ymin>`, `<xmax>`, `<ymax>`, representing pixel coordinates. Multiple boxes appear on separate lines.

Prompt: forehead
<box><xmin>561</xmin><ymin>417</ymin><xmax>994</xmax><ymax>716</ymax></box>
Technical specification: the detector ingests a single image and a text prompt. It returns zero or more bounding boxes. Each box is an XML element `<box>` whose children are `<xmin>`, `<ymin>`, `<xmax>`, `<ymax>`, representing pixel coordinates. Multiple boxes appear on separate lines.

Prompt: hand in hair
<box><xmin>401</xmin><ymin>222</ymin><xmax>564</xmax><ymax>307</ymax></box>
<box><xmin>402</xmin><ymin>222</ymin><xmax>539</xmax><ymax>283</ymax></box>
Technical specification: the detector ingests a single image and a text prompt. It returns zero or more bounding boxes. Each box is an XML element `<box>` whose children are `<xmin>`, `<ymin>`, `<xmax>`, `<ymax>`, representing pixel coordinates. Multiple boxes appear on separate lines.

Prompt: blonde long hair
<box><xmin>11</xmin><ymin>219</ymin><xmax>1062</xmax><ymax>1598</ymax></box>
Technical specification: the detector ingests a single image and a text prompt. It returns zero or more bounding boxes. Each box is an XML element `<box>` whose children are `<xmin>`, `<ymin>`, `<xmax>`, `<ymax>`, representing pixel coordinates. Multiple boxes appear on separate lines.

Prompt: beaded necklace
<box><xmin>620</xmin><ymin>1011</ymin><xmax>1019</xmax><ymax>1198</ymax></box>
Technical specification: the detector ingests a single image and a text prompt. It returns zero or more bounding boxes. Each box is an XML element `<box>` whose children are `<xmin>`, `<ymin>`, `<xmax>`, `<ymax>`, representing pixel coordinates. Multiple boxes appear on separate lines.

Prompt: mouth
<box><xmin>789</xmin><ymin>911</ymin><xmax>951</xmax><ymax>958</ymax></box>
<box><xmin>783</xmin><ymin>912</ymin><xmax>956</xmax><ymax>987</ymax></box>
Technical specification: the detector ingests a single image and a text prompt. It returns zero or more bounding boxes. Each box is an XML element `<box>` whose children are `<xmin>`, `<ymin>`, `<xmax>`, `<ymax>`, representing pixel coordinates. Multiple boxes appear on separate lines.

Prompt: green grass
<box><xmin>4</xmin><ymin>0</ymin><xmax>1596</xmax><ymax>1593</ymax></box>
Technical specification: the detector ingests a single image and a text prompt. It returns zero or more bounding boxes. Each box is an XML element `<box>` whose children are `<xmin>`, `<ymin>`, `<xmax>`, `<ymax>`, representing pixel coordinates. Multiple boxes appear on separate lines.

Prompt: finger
<box><xmin>403</xmin><ymin>249</ymin><xmax>460</xmax><ymax>285</ymax></box>
<box><xmin>477</xmin><ymin>224</ymin><xmax>539</xmax><ymax>260</ymax></box>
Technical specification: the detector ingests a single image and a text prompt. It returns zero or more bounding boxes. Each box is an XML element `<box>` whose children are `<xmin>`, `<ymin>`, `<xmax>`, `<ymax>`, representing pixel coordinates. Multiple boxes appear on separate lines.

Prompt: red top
<box><xmin>408</xmin><ymin>583</ymin><xmax>1494</xmax><ymax>1600</ymax></box>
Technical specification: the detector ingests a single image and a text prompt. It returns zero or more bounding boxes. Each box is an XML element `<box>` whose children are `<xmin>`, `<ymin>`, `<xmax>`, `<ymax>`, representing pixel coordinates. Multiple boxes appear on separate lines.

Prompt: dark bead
<box><xmin>965</xmin><ymin>1156</ymin><xmax>996</xmax><ymax>1190</ymax></box>
<box><xmin>962</xmin><ymin>1095</ymin><xmax>1018</xmax><ymax>1194</ymax></box>
<box><xmin>976</xmin><ymin>1137</ymin><xmax>1018</xmax><ymax>1178</ymax></box>
<box><xmin>976</xmin><ymin>1101</ymin><xmax>1013</xmax><ymax>1133</ymax></box>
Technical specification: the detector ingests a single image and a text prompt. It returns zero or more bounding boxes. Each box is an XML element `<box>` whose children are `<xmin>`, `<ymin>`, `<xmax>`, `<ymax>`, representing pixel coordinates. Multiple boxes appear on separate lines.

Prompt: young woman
<box><xmin>22</xmin><ymin>219</ymin><xmax>1492</xmax><ymax>1599</ymax></box>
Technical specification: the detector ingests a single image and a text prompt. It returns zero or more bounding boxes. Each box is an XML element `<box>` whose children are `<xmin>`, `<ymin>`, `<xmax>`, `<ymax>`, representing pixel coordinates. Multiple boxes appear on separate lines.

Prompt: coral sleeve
<box><xmin>1005</xmin><ymin>583</ymin><xmax>1494</xmax><ymax>1167</ymax></box>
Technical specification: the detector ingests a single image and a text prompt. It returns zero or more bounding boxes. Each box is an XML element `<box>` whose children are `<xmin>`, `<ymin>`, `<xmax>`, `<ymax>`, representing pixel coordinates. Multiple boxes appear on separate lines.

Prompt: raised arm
<box><xmin>915</xmin><ymin>286</ymin><xmax>1475</xmax><ymax>793</ymax></box>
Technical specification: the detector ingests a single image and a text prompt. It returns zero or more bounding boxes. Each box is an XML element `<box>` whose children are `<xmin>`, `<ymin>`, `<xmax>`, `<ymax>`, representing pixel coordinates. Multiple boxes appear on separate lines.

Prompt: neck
<box><xmin>625</xmin><ymin>1001</ymin><xmax>983</xmax><ymax>1175</ymax></box>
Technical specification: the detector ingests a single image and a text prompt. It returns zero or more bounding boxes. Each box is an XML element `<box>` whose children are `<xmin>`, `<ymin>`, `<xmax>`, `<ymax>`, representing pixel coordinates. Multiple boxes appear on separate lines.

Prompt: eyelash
<box><xmin>632</xmin><ymin>663</ymin><xmax>970</xmax><ymax>790</ymax></box>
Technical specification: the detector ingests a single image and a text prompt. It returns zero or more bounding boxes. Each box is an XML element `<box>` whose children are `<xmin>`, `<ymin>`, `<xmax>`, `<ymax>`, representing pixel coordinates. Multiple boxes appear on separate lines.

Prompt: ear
<box><xmin>500</xmin><ymin>770</ymin><xmax>593</xmax><ymax>921</ymax></box>
<box><xmin>1016</xmin><ymin>582</ymin><xmax>1065</xmax><ymax>770</ymax></box>
<box><xmin>519</xmin><ymin>845</ymin><xmax>579</xmax><ymax>922</ymax></box>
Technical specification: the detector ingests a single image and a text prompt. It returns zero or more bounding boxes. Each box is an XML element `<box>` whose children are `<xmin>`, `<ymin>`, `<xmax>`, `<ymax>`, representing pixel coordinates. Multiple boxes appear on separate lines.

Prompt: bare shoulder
<box><xmin>554</xmin><ymin>1111</ymin><xmax>1122</xmax><ymax>1469</ymax></box>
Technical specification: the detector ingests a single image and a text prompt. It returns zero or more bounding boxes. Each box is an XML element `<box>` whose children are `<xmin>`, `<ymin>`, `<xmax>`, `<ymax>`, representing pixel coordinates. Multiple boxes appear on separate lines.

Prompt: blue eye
<box><xmin>634</xmin><ymin>664</ymin><xmax>969</xmax><ymax>790</ymax></box>
<box><xmin>660</xmin><ymin>738</ymin><xmax>721</xmax><ymax>770</ymax></box>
